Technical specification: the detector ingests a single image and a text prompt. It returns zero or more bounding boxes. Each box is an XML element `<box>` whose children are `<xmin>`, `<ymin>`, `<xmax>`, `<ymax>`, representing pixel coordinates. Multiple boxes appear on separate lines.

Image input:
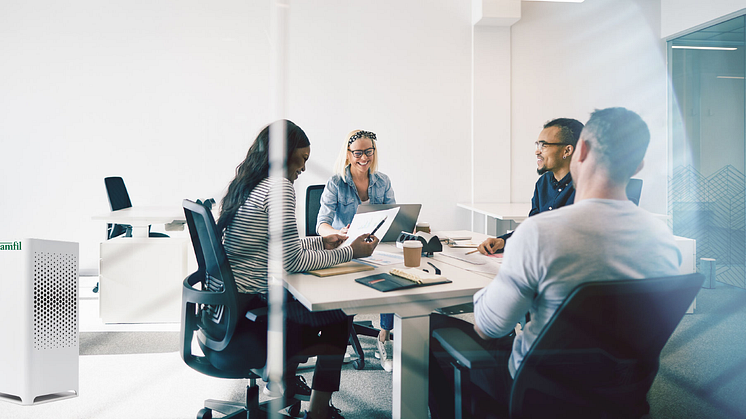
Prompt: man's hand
<box><xmin>350</xmin><ymin>234</ymin><xmax>379</xmax><ymax>259</ymax></box>
<box><xmin>478</xmin><ymin>237</ymin><xmax>505</xmax><ymax>255</ymax></box>
<box><xmin>322</xmin><ymin>234</ymin><xmax>347</xmax><ymax>250</ymax></box>
<box><xmin>340</xmin><ymin>224</ymin><xmax>350</xmax><ymax>235</ymax></box>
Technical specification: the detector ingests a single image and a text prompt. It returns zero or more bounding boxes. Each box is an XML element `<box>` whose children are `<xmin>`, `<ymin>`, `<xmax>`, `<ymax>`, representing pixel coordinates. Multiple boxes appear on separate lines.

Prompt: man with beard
<box><xmin>477</xmin><ymin>118</ymin><xmax>584</xmax><ymax>255</ymax></box>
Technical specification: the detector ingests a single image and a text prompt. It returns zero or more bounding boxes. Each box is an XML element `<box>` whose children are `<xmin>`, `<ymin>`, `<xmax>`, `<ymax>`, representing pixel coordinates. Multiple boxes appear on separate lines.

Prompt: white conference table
<box><xmin>457</xmin><ymin>202</ymin><xmax>532</xmax><ymax>235</ymax></box>
<box><xmin>91</xmin><ymin>206</ymin><xmax>186</xmax><ymax>238</ymax></box>
<box><xmin>285</xmin><ymin>230</ymin><xmax>498</xmax><ymax>419</ymax></box>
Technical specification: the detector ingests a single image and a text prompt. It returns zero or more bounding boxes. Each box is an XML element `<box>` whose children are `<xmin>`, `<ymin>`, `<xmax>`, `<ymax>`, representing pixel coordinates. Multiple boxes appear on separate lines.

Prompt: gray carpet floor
<box><xmin>647</xmin><ymin>282</ymin><xmax>746</xmax><ymax>418</ymax></box>
<box><xmin>2</xmin><ymin>282</ymin><xmax>746</xmax><ymax>418</ymax></box>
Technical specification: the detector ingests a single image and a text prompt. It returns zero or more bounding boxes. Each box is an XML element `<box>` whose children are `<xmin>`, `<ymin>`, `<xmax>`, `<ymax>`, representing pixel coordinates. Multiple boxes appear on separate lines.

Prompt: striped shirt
<box><xmin>224</xmin><ymin>177</ymin><xmax>353</xmax><ymax>295</ymax></box>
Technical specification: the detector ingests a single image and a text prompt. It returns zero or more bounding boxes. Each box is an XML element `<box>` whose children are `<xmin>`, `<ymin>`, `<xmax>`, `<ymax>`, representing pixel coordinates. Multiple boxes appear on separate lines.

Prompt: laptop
<box><xmin>356</xmin><ymin>204</ymin><xmax>422</xmax><ymax>242</ymax></box>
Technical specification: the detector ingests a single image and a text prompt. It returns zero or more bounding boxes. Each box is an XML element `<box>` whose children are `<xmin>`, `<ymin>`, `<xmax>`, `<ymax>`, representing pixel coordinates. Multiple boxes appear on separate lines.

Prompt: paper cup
<box><xmin>415</xmin><ymin>222</ymin><xmax>431</xmax><ymax>233</ymax></box>
<box><xmin>403</xmin><ymin>240</ymin><xmax>423</xmax><ymax>267</ymax></box>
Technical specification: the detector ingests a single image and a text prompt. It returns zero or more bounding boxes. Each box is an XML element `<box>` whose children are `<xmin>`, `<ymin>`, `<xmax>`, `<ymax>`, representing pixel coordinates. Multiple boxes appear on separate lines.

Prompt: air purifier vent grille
<box><xmin>33</xmin><ymin>251</ymin><xmax>78</xmax><ymax>350</ymax></box>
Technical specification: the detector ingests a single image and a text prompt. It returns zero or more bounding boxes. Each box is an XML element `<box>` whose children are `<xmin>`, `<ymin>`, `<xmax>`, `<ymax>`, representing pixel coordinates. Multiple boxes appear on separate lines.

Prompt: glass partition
<box><xmin>668</xmin><ymin>16</ymin><xmax>746</xmax><ymax>288</ymax></box>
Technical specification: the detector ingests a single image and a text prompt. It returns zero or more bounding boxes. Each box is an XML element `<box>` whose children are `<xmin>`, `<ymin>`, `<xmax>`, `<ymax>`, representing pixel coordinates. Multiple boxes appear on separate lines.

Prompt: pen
<box><xmin>465</xmin><ymin>249</ymin><xmax>479</xmax><ymax>255</ymax></box>
<box><xmin>427</xmin><ymin>261</ymin><xmax>441</xmax><ymax>275</ymax></box>
<box><xmin>365</xmin><ymin>216</ymin><xmax>387</xmax><ymax>242</ymax></box>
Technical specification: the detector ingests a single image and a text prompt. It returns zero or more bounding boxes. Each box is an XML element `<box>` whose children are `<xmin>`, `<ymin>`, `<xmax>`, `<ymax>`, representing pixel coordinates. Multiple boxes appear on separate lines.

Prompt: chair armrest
<box><xmin>245</xmin><ymin>307</ymin><xmax>268</xmax><ymax>322</ymax></box>
<box><xmin>183</xmin><ymin>273</ymin><xmax>231</xmax><ymax>307</ymax></box>
<box><xmin>433</xmin><ymin>328</ymin><xmax>499</xmax><ymax>370</ymax></box>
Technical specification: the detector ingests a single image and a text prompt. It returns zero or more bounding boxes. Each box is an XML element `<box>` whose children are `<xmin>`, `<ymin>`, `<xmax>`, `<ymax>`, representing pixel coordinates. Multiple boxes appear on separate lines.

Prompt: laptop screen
<box><xmin>356</xmin><ymin>204</ymin><xmax>422</xmax><ymax>242</ymax></box>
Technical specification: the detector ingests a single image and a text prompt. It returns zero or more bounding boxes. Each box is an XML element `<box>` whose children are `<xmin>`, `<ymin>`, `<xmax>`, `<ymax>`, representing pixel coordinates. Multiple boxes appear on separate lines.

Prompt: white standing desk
<box><xmin>99</xmin><ymin>236</ymin><xmax>190</xmax><ymax>323</ymax></box>
<box><xmin>91</xmin><ymin>206</ymin><xmax>186</xmax><ymax>238</ymax></box>
<box><xmin>285</xmin><ymin>231</ymin><xmax>495</xmax><ymax>419</ymax></box>
<box><xmin>457</xmin><ymin>202</ymin><xmax>531</xmax><ymax>235</ymax></box>
<box><xmin>92</xmin><ymin>206</ymin><xmax>193</xmax><ymax>323</ymax></box>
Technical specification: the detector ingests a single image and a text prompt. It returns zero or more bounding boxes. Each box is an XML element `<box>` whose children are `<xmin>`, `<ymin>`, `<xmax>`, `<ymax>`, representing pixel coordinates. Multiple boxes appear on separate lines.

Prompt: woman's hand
<box><xmin>340</xmin><ymin>224</ymin><xmax>350</xmax><ymax>235</ymax></box>
<box><xmin>318</xmin><ymin>223</ymin><xmax>339</xmax><ymax>237</ymax></box>
<box><xmin>350</xmin><ymin>234</ymin><xmax>379</xmax><ymax>259</ymax></box>
<box><xmin>322</xmin><ymin>234</ymin><xmax>348</xmax><ymax>250</ymax></box>
<box><xmin>478</xmin><ymin>237</ymin><xmax>505</xmax><ymax>255</ymax></box>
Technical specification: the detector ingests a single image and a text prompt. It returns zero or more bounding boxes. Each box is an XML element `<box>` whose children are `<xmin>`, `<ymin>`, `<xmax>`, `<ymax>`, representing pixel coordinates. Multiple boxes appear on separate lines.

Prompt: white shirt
<box><xmin>473</xmin><ymin>198</ymin><xmax>682</xmax><ymax>377</ymax></box>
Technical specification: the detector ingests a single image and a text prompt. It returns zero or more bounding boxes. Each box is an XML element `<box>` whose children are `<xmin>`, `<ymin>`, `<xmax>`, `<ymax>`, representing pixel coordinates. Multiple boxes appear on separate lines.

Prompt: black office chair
<box><xmin>304</xmin><ymin>184</ymin><xmax>382</xmax><ymax>370</ymax></box>
<box><xmin>305</xmin><ymin>184</ymin><xmax>325</xmax><ymax>237</ymax></box>
<box><xmin>93</xmin><ymin>177</ymin><xmax>169</xmax><ymax>293</ymax></box>
<box><xmin>180</xmin><ymin>199</ymin><xmax>303</xmax><ymax>419</ymax></box>
<box><xmin>626</xmin><ymin>178</ymin><xmax>643</xmax><ymax>206</ymax></box>
<box><xmin>104</xmin><ymin>176</ymin><xmax>170</xmax><ymax>239</ymax></box>
<box><xmin>432</xmin><ymin>272</ymin><xmax>704</xmax><ymax>419</ymax></box>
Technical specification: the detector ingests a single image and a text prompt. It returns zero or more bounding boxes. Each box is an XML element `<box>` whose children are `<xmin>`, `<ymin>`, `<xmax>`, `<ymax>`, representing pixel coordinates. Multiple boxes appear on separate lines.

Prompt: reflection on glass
<box><xmin>669</xmin><ymin>15</ymin><xmax>746</xmax><ymax>288</ymax></box>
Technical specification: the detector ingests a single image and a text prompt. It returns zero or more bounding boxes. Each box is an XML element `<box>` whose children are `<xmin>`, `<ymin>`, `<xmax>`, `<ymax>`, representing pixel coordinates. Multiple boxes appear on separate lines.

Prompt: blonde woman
<box><xmin>316</xmin><ymin>130</ymin><xmax>396</xmax><ymax>372</ymax></box>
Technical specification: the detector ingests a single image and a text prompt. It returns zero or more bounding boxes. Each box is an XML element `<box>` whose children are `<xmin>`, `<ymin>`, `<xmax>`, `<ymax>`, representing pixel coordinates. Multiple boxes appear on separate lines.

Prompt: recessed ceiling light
<box><xmin>672</xmin><ymin>46</ymin><xmax>738</xmax><ymax>51</ymax></box>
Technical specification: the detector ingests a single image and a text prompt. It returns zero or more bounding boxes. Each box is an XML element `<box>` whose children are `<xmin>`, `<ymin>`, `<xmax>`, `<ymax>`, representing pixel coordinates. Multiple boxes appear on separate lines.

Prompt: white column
<box><xmin>392</xmin><ymin>314</ymin><xmax>431</xmax><ymax>419</ymax></box>
<box><xmin>267</xmin><ymin>1</ymin><xmax>289</xmax><ymax>413</ymax></box>
<box><xmin>471</xmin><ymin>0</ymin><xmax>520</xmax><ymax>234</ymax></box>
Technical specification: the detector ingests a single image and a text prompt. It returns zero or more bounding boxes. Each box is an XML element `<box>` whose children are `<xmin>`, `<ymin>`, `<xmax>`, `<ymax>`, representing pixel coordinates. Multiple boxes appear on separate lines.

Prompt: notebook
<box><xmin>355</xmin><ymin>268</ymin><xmax>451</xmax><ymax>292</ymax></box>
<box><xmin>307</xmin><ymin>261</ymin><xmax>375</xmax><ymax>277</ymax></box>
<box><xmin>356</xmin><ymin>204</ymin><xmax>422</xmax><ymax>242</ymax></box>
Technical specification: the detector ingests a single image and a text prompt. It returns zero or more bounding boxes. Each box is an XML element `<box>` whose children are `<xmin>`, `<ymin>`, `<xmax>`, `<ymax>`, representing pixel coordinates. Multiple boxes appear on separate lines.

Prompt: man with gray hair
<box><xmin>429</xmin><ymin>107</ymin><xmax>681</xmax><ymax>418</ymax></box>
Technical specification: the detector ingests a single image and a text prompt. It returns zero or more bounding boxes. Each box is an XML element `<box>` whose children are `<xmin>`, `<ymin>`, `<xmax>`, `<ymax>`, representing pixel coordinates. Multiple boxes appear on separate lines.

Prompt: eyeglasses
<box><xmin>348</xmin><ymin>130</ymin><xmax>377</xmax><ymax>145</ymax></box>
<box><xmin>348</xmin><ymin>147</ymin><xmax>376</xmax><ymax>158</ymax></box>
<box><xmin>535</xmin><ymin>141</ymin><xmax>570</xmax><ymax>150</ymax></box>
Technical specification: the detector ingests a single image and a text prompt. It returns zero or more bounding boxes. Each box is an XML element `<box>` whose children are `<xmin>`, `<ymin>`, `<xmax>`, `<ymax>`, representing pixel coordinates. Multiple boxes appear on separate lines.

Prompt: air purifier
<box><xmin>0</xmin><ymin>239</ymin><xmax>79</xmax><ymax>405</ymax></box>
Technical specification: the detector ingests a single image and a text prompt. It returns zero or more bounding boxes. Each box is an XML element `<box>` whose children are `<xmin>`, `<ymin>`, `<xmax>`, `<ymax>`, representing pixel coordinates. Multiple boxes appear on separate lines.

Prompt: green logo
<box><xmin>0</xmin><ymin>241</ymin><xmax>21</xmax><ymax>251</ymax></box>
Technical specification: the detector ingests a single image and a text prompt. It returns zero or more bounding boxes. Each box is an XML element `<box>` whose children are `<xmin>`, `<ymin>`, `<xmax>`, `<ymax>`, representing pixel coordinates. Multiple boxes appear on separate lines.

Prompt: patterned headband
<box><xmin>348</xmin><ymin>130</ymin><xmax>377</xmax><ymax>145</ymax></box>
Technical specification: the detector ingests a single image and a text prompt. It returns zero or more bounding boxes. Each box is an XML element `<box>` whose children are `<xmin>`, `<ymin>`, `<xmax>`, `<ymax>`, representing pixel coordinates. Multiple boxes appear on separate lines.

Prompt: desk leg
<box><xmin>393</xmin><ymin>313</ymin><xmax>430</xmax><ymax>419</ymax></box>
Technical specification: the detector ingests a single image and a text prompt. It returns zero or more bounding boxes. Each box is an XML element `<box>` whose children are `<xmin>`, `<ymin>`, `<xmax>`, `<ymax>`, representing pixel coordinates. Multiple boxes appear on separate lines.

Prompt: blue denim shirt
<box><xmin>316</xmin><ymin>166</ymin><xmax>396</xmax><ymax>233</ymax></box>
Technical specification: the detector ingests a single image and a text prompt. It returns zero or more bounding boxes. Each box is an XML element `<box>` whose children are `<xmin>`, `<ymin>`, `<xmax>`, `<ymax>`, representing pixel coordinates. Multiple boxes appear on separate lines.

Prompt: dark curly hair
<box><xmin>217</xmin><ymin>120</ymin><xmax>310</xmax><ymax>233</ymax></box>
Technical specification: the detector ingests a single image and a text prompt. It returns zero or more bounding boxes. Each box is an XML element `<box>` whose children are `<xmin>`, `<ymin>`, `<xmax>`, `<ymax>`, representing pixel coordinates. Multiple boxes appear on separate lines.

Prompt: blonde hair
<box><xmin>333</xmin><ymin>129</ymin><xmax>379</xmax><ymax>176</ymax></box>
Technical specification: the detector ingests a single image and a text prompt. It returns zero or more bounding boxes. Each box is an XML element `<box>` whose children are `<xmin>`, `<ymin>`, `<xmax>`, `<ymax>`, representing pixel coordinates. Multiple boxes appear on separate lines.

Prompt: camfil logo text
<box><xmin>0</xmin><ymin>241</ymin><xmax>22</xmax><ymax>250</ymax></box>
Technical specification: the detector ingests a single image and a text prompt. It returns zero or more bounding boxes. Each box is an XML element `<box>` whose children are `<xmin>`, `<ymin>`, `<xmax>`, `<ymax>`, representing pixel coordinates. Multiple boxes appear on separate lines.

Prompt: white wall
<box><xmin>285</xmin><ymin>1</ymin><xmax>472</xmax><ymax>233</ymax></box>
<box><xmin>662</xmin><ymin>0</ymin><xmax>746</xmax><ymax>38</ymax></box>
<box><xmin>510</xmin><ymin>0</ymin><xmax>669</xmax><ymax>213</ymax></box>
<box><xmin>5</xmin><ymin>0</ymin><xmax>724</xmax><ymax>273</ymax></box>
<box><xmin>0</xmin><ymin>1</ymin><xmax>473</xmax><ymax>273</ymax></box>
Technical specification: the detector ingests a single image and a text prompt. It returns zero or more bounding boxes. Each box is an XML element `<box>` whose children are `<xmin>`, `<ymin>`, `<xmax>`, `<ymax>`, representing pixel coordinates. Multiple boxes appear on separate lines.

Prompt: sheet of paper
<box><xmin>342</xmin><ymin>207</ymin><xmax>400</xmax><ymax>247</ymax></box>
<box><xmin>434</xmin><ymin>252</ymin><xmax>502</xmax><ymax>276</ymax></box>
<box><xmin>357</xmin><ymin>251</ymin><xmax>404</xmax><ymax>267</ymax></box>
<box><xmin>436</xmin><ymin>252</ymin><xmax>488</xmax><ymax>265</ymax></box>
<box><xmin>463</xmin><ymin>261</ymin><xmax>502</xmax><ymax>276</ymax></box>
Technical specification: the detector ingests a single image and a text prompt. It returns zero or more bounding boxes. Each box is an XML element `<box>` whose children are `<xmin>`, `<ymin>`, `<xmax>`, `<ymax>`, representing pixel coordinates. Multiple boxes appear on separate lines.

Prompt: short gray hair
<box><xmin>581</xmin><ymin>107</ymin><xmax>649</xmax><ymax>183</ymax></box>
